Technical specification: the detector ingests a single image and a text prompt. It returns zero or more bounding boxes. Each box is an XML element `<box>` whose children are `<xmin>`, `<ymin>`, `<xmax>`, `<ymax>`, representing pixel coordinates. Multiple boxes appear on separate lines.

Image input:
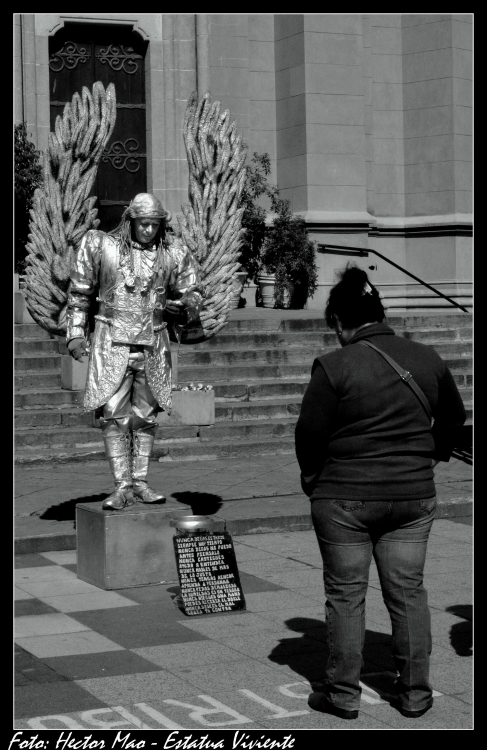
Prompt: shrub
<box><xmin>260</xmin><ymin>199</ymin><xmax>318</xmax><ymax>308</ymax></box>
<box><xmin>14</xmin><ymin>123</ymin><xmax>42</xmax><ymax>273</ymax></box>
<box><xmin>238</xmin><ymin>152</ymin><xmax>281</xmax><ymax>281</ymax></box>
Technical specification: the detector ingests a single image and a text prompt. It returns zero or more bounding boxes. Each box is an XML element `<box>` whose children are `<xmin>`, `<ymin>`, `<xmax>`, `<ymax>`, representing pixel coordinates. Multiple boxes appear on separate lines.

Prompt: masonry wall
<box><xmin>14</xmin><ymin>13</ymin><xmax>472</xmax><ymax>312</ymax></box>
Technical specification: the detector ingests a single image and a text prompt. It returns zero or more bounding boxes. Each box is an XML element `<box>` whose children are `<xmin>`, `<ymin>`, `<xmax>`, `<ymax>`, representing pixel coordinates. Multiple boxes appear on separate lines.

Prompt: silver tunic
<box><xmin>66</xmin><ymin>229</ymin><xmax>203</xmax><ymax>412</ymax></box>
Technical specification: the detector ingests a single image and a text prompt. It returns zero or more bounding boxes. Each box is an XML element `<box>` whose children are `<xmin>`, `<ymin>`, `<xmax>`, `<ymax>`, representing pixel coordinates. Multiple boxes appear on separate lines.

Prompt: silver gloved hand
<box><xmin>67</xmin><ymin>338</ymin><xmax>89</xmax><ymax>361</ymax></box>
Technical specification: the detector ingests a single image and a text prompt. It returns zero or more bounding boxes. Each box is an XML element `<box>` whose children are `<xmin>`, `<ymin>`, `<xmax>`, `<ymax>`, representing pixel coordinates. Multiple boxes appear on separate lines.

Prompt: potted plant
<box><xmin>257</xmin><ymin>199</ymin><xmax>318</xmax><ymax>309</ymax></box>
<box><xmin>237</xmin><ymin>152</ymin><xmax>281</xmax><ymax>306</ymax></box>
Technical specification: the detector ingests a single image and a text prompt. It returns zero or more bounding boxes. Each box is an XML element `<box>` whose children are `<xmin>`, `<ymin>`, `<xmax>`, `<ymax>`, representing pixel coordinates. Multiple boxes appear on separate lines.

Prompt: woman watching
<box><xmin>295</xmin><ymin>265</ymin><xmax>466</xmax><ymax>720</ymax></box>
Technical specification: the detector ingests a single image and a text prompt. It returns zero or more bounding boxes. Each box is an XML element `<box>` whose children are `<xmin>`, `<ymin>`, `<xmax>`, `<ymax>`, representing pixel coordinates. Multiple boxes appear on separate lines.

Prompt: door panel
<box><xmin>49</xmin><ymin>24</ymin><xmax>148</xmax><ymax>233</ymax></box>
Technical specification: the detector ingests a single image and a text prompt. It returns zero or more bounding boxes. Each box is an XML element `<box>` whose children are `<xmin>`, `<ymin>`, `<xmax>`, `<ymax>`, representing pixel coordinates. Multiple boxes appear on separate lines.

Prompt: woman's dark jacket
<box><xmin>294</xmin><ymin>322</ymin><xmax>466</xmax><ymax>501</ymax></box>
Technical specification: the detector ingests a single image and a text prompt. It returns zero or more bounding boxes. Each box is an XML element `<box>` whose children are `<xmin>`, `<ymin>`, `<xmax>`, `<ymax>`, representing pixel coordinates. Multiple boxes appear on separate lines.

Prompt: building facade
<box><xmin>14</xmin><ymin>13</ymin><xmax>472</xmax><ymax>311</ymax></box>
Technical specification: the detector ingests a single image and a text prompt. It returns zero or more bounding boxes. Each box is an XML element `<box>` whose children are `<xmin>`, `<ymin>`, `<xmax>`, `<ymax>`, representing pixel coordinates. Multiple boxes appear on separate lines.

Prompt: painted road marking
<box><xmin>17</xmin><ymin>681</ymin><xmax>444</xmax><ymax>729</ymax></box>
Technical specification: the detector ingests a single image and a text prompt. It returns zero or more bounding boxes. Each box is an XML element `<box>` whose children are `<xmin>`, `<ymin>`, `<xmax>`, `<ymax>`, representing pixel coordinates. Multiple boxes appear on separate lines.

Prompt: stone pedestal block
<box><xmin>15</xmin><ymin>292</ymin><xmax>34</xmax><ymax>324</ymax></box>
<box><xmin>158</xmin><ymin>389</ymin><xmax>215</xmax><ymax>426</ymax></box>
<box><xmin>76</xmin><ymin>501</ymin><xmax>183</xmax><ymax>590</ymax></box>
<box><xmin>60</xmin><ymin>354</ymin><xmax>88</xmax><ymax>390</ymax></box>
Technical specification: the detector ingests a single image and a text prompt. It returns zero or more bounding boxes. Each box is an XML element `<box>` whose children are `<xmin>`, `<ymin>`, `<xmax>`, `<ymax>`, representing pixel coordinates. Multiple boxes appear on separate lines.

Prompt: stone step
<box><xmin>15</xmin><ymin>396</ymin><xmax>472</xmax><ymax>452</ymax></box>
<box><xmin>15</xmin><ymin>408</ymin><xmax>94</xmax><ymax>429</ymax></box>
<box><xmin>15</xmin><ymin>338</ymin><xmax>60</xmax><ymax>355</ymax></box>
<box><xmin>221</xmin><ymin>313</ymin><xmax>472</xmax><ymax>333</ymax></box>
<box><xmin>15</xmin><ymin>354</ymin><xmax>60</xmax><ymax>372</ymax></box>
<box><xmin>15</xmin><ymin>324</ymin><xmax>53</xmax><ymax>340</ymax></box>
<box><xmin>15</xmin><ymin>388</ymin><xmax>84</xmax><ymax>409</ymax></box>
<box><xmin>177</xmin><ymin>346</ymin><xmax>338</xmax><ymax>367</ymax></box>
<box><xmin>14</xmin><ymin>435</ymin><xmax>298</xmax><ymax>466</ymax></box>
<box><xmin>15</xmin><ymin>371</ymin><xmax>62</xmax><ymax>390</ymax></box>
<box><xmin>178</xmin><ymin>351</ymin><xmax>472</xmax><ymax>384</ymax></box>
<box><xmin>14</xmin><ymin>378</ymin><xmax>473</xmax><ymax>426</ymax></box>
<box><xmin>14</xmin><ymin>417</ymin><xmax>298</xmax><ymax>450</ymax></box>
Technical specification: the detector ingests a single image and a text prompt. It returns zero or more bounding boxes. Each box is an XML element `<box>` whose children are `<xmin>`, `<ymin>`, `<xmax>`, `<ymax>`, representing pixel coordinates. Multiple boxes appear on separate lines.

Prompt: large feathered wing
<box><xmin>23</xmin><ymin>82</ymin><xmax>117</xmax><ymax>337</ymax></box>
<box><xmin>177</xmin><ymin>91</ymin><xmax>247</xmax><ymax>343</ymax></box>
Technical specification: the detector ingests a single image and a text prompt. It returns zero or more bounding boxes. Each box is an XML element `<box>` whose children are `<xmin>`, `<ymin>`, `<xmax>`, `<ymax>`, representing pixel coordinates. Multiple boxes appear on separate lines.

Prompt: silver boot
<box><xmin>132</xmin><ymin>431</ymin><xmax>165</xmax><ymax>503</ymax></box>
<box><xmin>102</xmin><ymin>433</ymin><xmax>134</xmax><ymax>510</ymax></box>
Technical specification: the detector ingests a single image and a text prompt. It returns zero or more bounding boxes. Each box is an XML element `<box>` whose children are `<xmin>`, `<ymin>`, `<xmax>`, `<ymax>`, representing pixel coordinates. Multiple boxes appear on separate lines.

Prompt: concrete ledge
<box><xmin>15</xmin><ymin>493</ymin><xmax>472</xmax><ymax>554</ymax></box>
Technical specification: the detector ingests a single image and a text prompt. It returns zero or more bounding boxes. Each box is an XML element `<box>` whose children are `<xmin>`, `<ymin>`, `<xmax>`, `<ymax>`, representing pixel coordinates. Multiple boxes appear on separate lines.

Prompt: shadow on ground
<box><xmin>171</xmin><ymin>491</ymin><xmax>223</xmax><ymax>515</ymax></box>
<box><xmin>36</xmin><ymin>493</ymin><xmax>110</xmax><ymax>524</ymax></box>
<box><xmin>452</xmin><ymin>425</ymin><xmax>472</xmax><ymax>465</ymax></box>
<box><xmin>267</xmin><ymin>617</ymin><xmax>397</xmax><ymax>699</ymax></box>
<box><xmin>445</xmin><ymin>604</ymin><xmax>472</xmax><ymax>656</ymax></box>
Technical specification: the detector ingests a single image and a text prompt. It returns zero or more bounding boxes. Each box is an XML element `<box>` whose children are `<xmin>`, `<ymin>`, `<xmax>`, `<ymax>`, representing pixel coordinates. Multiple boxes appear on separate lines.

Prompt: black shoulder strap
<box><xmin>358</xmin><ymin>340</ymin><xmax>432</xmax><ymax>421</ymax></box>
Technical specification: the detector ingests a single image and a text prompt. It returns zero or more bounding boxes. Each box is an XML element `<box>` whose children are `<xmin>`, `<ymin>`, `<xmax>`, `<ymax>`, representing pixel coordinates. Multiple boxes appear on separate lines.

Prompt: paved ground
<box><xmin>14</xmin><ymin>516</ymin><xmax>472</xmax><ymax>730</ymax></box>
<box><xmin>15</xmin><ymin>453</ymin><xmax>472</xmax><ymax>551</ymax></box>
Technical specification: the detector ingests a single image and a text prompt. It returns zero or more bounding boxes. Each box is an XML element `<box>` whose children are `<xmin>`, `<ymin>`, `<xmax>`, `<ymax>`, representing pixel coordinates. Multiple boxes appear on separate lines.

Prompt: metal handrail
<box><xmin>317</xmin><ymin>244</ymin><xmax>470</xmax><ymax>314</ymax></box>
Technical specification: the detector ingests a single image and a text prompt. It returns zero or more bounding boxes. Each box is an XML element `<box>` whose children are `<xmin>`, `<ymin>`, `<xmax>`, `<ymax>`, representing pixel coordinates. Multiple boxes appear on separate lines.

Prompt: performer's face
<box><xmin>133</xmin><ymin>217</ymin><xmax>162</xmax><ymax>244</ymax></box>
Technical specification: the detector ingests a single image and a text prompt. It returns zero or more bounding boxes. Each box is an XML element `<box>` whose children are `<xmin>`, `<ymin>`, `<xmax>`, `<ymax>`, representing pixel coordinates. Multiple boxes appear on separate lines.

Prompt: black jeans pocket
<box><xmin>331</xmin><ymin>499</ymin><xmax>366</xmax><ymax>512</ymax></box>
<box><xmin>419</xmin><ymin>496</ymin><xmax>437</xmax><ymax>515</ymax></box>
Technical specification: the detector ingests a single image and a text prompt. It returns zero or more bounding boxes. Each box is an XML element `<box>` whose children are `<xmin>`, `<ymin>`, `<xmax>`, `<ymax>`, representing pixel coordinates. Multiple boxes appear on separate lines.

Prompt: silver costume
<box><xmin>66</xmin><ymin>193</ymin><xmax>203</xmax><ymax>510</ymax></box>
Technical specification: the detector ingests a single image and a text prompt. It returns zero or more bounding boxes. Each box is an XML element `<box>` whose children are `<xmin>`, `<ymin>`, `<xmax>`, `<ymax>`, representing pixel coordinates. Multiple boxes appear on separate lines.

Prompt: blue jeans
<box><xmin>310</xmin><ymin>496</ymin><xmax>436</xmax><ymax>712</ymax></box>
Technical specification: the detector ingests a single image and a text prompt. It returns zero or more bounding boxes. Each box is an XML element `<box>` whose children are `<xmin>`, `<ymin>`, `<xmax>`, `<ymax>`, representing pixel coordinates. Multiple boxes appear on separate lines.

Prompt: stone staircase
<box><xmin>15</xmin><ymin>312</ymin><xmax>472</xmax><ymax>465</ymax></box>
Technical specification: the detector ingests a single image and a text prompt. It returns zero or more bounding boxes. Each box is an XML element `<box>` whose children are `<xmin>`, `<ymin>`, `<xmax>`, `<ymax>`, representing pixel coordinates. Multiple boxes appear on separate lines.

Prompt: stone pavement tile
<box><xmin>17</xmin><ymin>632</ymin><xmax>125</xmax><ymax>658</ymax></box>
<box><xmin>426</xmin><ymin>540</ymin><xmax>472</xmax><ymax>558</ymax></box>
<box><xmin>233</xmin><ymin>545</ymin><xmax>287</xmax><ymax>562</ymax></box>
<box><xmin>133</xmin><ymin>640</ymin><xmax>250</xmax><ymax>669</ymax></box>
<box><xmin>428</xmin><ymin>589</ymin><xmax>472</xmax><ymax>609</ymax></box>
<box><xmin>16</xmin><ymin>577</ymin><xmax>112</xmax><ymax>597</ymax></box>
<box><xmin>77</xmin><ymin>670</ymin><xmax>208</xmax><ymax>704</ymax></box>
<box><xmin>15</xmin><ymin>599</ymin><xmax>59</xmax><ymax>617</ymax></box>
<box><xmin>188</xmin><ymin>683</ymin><xmax>314</xmax><ymax>727</ymax></box>
<box><xmin>289</xmin><ymin>585</ymin><xmax>323</xmax><ymax>602</ymax></box>
<box><xmin>37</xmin><ymin>591</ymin><xmax>140</xmax><ymax>613</ymax></box>
<box><xmin>115</xmin><ymin>584</ymin><xmax>182</xmax><ymax>605</ymax></box>
<box><xmin>167</xmin><ymin>659</ymin><xmax>290</xmax><ymax>694</ymax></box>
<box><xmin>14</xmin><ymin>708</ymin><xmax>145</xmax><ymax>731</ymax></box>
<box><xmin>177</xmin><ymin>612</ymin><xmax>285</xmax><ymax>639</ymax></box>
<box><xmin>15</xmin><ymin>644</ymin><xmax>68</xmax><ymax>684</ymax></box>
<box><xmin>433</xmin><ymin>457</ymin><xmax>472</xmax><ymax>481</ymax></box>
<box><xmin>261</xmin><ymin>710</ymin><xmax>391</xmax><ymax>729</ymax></box>
<box><xmin>236</xmin><ymin>558</ymin><xmax>313</xmax><ymax>576</ymax></box>
<box><xmin>15</xmin><ymin>682</ymin><xmax>110</xmax><ymax>719</ymax></box>
<box><xmin>44</xmin><ymin>649</ymin><xmax>165</xmax><ymax>681</ymax></box>
<box><xmin>15</xmin><ymin>553</ymin><xmax>54</xmax><ymax>569</ymax></box>
<box><xmin>40</xmin><ymin>550</ymin><xmax>77</xmax><ymax>565</ymax></box>
<box><xmin>232</xmin><ymin>533</ymin><xmax>311</xmax><ymax>552</ymax></box>
<box><xmin>429</xmin><ymin>643</ymin><xmax>466</xmax><ymax>665</ymax></box>
<box><xmin>359</xmin><ymin>694</ymin><xmax>472</xmax><ymax>729</ymax></box>
<box><xmin>259</xmin><ymin>569</ymin><xmax>325</xmax><ymax>588</ymax></box>
<box><xmin>243</xmin><ymin>590</ymin><xmax>324</xmax><ymax>612</ymax></box>
<box><xmin>233</xmin><ymin>632</ymin><xmax>327</xmax><ymax>664</ymax></box>
<box><xmin>71</xmin><ymin>603</ymin><xmax>211</xmax><ymax>649</ymax></box>
<box><xmin>430</xmin><ymin>520</ymin><xmax>472</xmax><ymax>542</ymax></box>
<box><xmin>239</xmin><ymin>571</ymin><xmax>286</xmax><ymax>593</ymax></box>
<box><xmin>429</xmin><ymin>661</ymin><xmax>473</xmax><ymax>695</ymax></box>
<box><xmin>430</xmin><ymin>610</ymin><xmax>472</xmax><ymax>634</ymax></box>
<box><xmin>451</xmin><ymin>689</ymin><xmax>472</xmax><ymax>705</ymax></box>
<box><xmin>254</xmin><ymin>609</ymin><xmax>327</xmax><ymax>630</ymax></box>
<box><xmin>15</xmin><ymin>587</ymin><xmax>34</xmax><ymax>600</ymax></box>
<box><xmin>113</xmin><ymin>698</ymin><xmax>268</xmax><ymax>730</ymax></box>
<box><xmin>16</xmin><ymin>566</ymin><xmax>77</xmax><ymax>583</ymax></box>
<box><xmin>423</xmin><ymin>555</ymin><xmax>472</xmax><ymax>575</ymax></box>
<box><xmin>427</xmin><ymin>571</ymin><xmax>472</xmax><ymax>590</ymax></box>
<box><xmin>449</xmin><ymin>517</ymin><xmax>472</xmax><ymax>526</ymax></box>
<box><xmin>16</xmin><ymin>613</ymin><xmax>90</xmax><ymax>637</ymax></box>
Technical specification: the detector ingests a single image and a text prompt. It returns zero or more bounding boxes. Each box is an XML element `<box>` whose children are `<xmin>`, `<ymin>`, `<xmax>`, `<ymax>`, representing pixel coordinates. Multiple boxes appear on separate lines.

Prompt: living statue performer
<box><xmin>23</xmin><ymin>83</ymin><xmax>247</xmax><ymax>509</ymax></box>
<box><xmin>66</xmin><ymin>193</ymin><xmax>203</xmax><ymax>509</ymax></box>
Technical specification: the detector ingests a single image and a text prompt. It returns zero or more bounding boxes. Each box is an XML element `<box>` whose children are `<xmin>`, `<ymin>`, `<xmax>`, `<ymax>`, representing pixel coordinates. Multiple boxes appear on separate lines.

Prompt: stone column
<box><xmin>14</xmin><ymin>14</ymin><xmax>23</xmax><ymax>123</ymax></box>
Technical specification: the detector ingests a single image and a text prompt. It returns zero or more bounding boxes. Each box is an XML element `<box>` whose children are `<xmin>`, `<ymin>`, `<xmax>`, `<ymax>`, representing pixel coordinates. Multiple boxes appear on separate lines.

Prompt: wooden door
<box><xmin>49</xmin><ymin>24</ymin><xmax>148</xmax><ymax>232</ymax></box>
